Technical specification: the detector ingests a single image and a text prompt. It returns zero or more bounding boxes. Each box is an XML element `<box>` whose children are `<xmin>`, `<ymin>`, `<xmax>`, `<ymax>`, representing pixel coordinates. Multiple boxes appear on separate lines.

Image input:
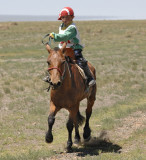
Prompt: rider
<box><xmin>44</xmin><ymin>7</ymin><xmax>95</xmax><ymax>87</ymax></box>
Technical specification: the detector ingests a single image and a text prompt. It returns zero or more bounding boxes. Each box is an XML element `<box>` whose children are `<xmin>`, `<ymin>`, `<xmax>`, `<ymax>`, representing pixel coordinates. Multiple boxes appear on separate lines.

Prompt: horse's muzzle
<box><xmin>50</xmin><ymin>81</ymin><xmax>61</xmax><ymax>90</ymax></box>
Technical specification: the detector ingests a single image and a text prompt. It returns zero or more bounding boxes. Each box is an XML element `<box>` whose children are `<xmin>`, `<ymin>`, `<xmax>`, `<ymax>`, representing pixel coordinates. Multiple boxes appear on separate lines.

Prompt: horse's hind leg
<box><xmin>74</xmin><ymin>111</ymin><xmax>85</xmax><ymax>145</ymax></box>
<box><xmin>74</xmin><ymin>123</ymin><xmax>80</xmax><ymax>145</ymax></box>
<box><xmin>83</xmin><ymin>86</ymin><xmax>96</xmax><ymax>141</ymax></box>
<box><xmin>45</xmin><ymin>101</ymin><xmax>59</xmax><ymax>143</ymax></box>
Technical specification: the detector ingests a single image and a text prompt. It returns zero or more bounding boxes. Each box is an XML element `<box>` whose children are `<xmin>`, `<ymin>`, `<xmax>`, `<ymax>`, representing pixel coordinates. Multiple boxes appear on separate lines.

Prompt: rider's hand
<box><xmin>49</xmin><ymin>33</ymin><xmax>54</xmax><ymax>39</ymax></box>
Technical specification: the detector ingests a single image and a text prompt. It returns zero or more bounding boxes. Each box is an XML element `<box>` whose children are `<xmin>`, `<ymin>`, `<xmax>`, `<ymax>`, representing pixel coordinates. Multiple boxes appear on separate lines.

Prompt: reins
<box><xmin>42</xmin><ymin>34</ymin><xmax>52</xmax><ymax>45</ymax></box>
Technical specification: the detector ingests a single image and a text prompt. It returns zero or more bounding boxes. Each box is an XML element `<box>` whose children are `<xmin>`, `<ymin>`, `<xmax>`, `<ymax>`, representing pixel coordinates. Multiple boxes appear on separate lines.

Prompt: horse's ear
<box><xmin>46</xmin><ymin>44</ymin><xmax>51</xmax><ymax>53</ymax></box>
<box><xmin>61</xmin><ymin>42</ymin><xmax>67</xmax><ymax>53</ymax></box>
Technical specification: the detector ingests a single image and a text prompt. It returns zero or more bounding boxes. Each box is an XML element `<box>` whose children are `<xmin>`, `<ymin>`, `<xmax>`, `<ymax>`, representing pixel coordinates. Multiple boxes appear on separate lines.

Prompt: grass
<box><xmin>0</xmin><ymin>149</ymin><xmax>56</xmax><ymax>160</ymax></box>
<box><xmin>0</xmin><ymin>20</ymin><xmax>146</xmax><ymax>159</ymax></box>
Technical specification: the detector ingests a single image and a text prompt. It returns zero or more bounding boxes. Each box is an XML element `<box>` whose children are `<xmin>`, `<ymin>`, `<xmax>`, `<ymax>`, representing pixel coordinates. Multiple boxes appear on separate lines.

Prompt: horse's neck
<box><xmin>63</xmin><ymin>63</ymin><xmax>84</xmax><ymax>90</ymax></box>
<box><xmin>62</xmin><ymin>63</ymin><xmax>73</xmax><ymax>88</ymax></box>
<box><xmin>51</xmin><ymin>63</ymin><xmax>86</xmax><ymax>101</ymax></box>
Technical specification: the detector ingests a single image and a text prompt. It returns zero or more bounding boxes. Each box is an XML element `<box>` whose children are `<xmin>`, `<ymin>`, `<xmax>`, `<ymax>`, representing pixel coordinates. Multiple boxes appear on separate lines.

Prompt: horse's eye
<box><xmin>62</xmin><ymin>60</ymin><xmax>65</xmax><ymax>64</ymax></box>
<box><xmin>47</xmin><ymin>61</ymin><xmax>50</xmax><ymax>65</ymax></box>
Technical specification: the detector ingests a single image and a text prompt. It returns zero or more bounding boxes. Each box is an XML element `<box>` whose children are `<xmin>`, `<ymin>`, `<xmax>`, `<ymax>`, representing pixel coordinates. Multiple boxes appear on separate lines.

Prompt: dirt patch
<box><xmin>96</xmin><ymin>94</ymin><xmax>126</xmax><ymax>109</ymax></box>
<box><xmin>107</xmin><ymin>111</ymin><xmax>146</xmax><ymax>153</ymax></box>
<box><xmin>109</xmin><ymin>111</ymin><xmax>146</xmax><ymax>141</ymax></box>
<box><xmin>41</xmin><ymin>131</ymin><xmax>121</xmax><ymax>160</ymax></box>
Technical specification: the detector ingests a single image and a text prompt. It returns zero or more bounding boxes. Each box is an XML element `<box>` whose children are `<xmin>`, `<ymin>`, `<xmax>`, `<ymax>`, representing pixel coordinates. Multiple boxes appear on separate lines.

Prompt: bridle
<box><xmin>47</xmin><ymin>60</ymin><xmax>68</xmax><ymax>85</ymax></box>
<box><xmin>48</xmin><ymin>67</ymin><xmax>63</xmax><ymax>77</ymax></box>
<box><xmin>46</xmin><ymin>59</ymin><xmax>72</xmax><ymax>92</ymax></box>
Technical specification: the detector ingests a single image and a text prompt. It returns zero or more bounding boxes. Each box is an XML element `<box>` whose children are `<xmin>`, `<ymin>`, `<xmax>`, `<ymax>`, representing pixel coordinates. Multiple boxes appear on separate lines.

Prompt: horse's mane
<box><xmin>54</xmin><ymin>47</ymin><xmax>60</xmax><ymax>52</ymax></box>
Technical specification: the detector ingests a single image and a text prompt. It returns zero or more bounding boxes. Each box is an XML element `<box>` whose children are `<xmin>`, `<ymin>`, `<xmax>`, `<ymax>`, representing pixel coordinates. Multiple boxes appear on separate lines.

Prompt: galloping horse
<box><xmin>45</xmin><ymin>43</ymin><xmax>96</xmax><ymax>152</ymax></box>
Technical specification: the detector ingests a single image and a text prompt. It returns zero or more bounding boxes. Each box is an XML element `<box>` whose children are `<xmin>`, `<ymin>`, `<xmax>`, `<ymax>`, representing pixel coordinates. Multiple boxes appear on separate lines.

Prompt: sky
<box><xmin>0</xmin><ymin>0</ymin><xmax>146</xmax><ymax>19</ymax></box>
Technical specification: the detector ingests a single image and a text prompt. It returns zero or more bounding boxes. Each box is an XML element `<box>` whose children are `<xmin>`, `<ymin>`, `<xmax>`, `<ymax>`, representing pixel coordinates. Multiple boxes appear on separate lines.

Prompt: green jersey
<box><xmin>52</xmin><ymin>22</ymin><xmax>83</xmax><ymax>50</ymax></box>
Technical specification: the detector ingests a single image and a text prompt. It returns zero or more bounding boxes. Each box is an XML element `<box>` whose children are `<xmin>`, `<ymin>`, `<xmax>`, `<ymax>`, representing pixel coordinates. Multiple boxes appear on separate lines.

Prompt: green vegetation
<box><xmin>0</xmin><ymin>20</ymin><xmax>146</xmax><ymax>159</ymax></box>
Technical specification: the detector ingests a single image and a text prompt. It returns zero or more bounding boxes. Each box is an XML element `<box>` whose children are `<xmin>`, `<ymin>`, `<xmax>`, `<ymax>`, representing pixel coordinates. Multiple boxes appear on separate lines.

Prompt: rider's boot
<box><xmin>43</xmin><ymin>76</ymin><xmax>50</xmax><ymax>83</ymax></box>
<box><xmin>82</xmin><ymin>64</ymin><xmax>96</xmax><ymax>87</ymax></box>
<box><xmin>76</xmin><ymin>58</ymin><xmax>96</xmax><ymax>87</ymax></box>
<box><xmin>74</xmin><ymin>49</ymin><xmax>96</xmax><ymax>87</ymax></box>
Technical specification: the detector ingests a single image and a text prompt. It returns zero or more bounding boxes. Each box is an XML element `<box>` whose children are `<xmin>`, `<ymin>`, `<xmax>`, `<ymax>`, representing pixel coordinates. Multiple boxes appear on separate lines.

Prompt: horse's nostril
<box><xmin>50</xmin><ymin>81</ymin><xmax>61</xmax><ymax>88</ymax></box>
<box><xmin>57</xmin><ymin>81</ymin><xmax>61</xmax><ymax>86</ymax></box>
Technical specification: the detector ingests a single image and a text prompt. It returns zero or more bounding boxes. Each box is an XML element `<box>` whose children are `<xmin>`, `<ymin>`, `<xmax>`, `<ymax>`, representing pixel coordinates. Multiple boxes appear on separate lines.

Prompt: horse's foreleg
<box><xmin>66</xmin><ymin>109</ymin><xmax>79</xmax><ymax>152</ymax></box>
<box><xmin>83</xmin><ymin>99</ymin><xmax>95</xmax><ymax>141</ymax></box>
<box><xmin>66</xmin><ymin>117</ymin><xmax>74</xmax><ymax>152</ymax></box>
<box><xmin>45</xmin><ymin>113</ymin><xmax>55</xmax><ymax>143</ymax></box>
<box><xmin>45</xmin><ymin>101</ymin><xmax>59</xmax><ymax>143</ymax></box>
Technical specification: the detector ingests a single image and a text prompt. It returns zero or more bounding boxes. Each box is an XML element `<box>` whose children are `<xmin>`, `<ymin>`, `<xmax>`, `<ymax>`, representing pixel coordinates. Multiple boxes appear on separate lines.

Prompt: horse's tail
<box><xmin>77</xmin><ymin>111</ymin><xmax>85</xmax><ymax>126</ymax></box>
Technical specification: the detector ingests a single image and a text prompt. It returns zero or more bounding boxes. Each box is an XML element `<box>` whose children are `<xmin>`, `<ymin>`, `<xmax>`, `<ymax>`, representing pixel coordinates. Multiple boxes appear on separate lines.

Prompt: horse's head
<box><xmin>46</xmin><ymin>43</ymin><xmax>67</xmax><ymax>89</ymax></box>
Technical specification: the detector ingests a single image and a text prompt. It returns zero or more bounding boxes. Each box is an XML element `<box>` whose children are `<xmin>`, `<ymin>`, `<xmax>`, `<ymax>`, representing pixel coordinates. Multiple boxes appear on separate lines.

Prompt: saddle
<box><xmin>64</xmin><ymin>48</ymin><xmax>86</xmax><ymax>80</ymax></box>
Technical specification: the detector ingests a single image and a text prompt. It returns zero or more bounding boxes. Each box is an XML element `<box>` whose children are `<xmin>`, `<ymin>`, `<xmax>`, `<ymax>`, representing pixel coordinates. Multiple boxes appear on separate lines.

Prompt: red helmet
<box><xmin>58</xmin><ymin>7</ymin><xmax>74</xmax><ymax>20</ymax></box>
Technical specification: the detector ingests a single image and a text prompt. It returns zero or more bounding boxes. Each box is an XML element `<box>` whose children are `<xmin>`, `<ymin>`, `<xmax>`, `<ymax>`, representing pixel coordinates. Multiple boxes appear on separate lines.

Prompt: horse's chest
<box><xmin>51</xmin><ymin>92</ymin><xmax>79</xmax><ymax>108</ymax></box>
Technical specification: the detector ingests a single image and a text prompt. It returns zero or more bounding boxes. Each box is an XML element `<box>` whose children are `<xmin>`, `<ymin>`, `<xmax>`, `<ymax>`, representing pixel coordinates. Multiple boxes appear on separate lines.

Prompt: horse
<box><xmin>45</xmin><ymin>43</ymin><xmax>96</xmax><ymax>152</ymax></box>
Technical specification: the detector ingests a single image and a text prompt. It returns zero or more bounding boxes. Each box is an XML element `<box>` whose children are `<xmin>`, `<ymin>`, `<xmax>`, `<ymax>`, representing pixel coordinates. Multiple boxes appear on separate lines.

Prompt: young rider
<box><xmin>44</xmin><ymin>7</ymin><xmax>95</xmax><ymax>87</ymax></box>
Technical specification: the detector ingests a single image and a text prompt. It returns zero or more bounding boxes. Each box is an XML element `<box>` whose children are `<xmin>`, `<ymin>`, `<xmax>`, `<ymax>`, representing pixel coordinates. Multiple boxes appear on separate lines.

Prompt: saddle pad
<box><xmin>75</xmin><ymin>64</ymin><xmax>87</xmax><ymax>80</ymax></box>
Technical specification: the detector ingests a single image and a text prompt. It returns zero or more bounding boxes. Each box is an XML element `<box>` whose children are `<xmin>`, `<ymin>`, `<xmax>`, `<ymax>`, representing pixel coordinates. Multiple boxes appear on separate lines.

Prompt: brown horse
<box><xmin>45</xmin><ymin>43</ymin><xmax>96</xmax><ymax>152</ymax></box>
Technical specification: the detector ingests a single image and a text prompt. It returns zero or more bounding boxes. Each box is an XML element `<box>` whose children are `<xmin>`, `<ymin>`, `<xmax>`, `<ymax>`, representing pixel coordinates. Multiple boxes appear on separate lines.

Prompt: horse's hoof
<box><xmin>66</xmin><ymin>147</ymin><xmax>73</xmax><ymax>153</ymax></box>
<box><xmin>84</xmin><ymin>136</ymin><xmax>91</xmax><ymax>142</ymax></box>
<box><xmin>74</xmin><ymin>139</ymin><xmax>81</xmax><ymax>146</ymax></box>
<box><xmin>83</xmin><ymin>127</ymin><xmax>91</xmax><ymax>140</ymax></box>
<box><xmin>45</xmin><ymin>132</ymin><xmax>53</xmax><ymax>143</ymax></box>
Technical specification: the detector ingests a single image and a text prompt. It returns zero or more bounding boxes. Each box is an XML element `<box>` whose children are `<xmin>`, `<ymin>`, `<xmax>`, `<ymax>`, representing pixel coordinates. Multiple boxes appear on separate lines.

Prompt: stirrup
<box><xmin>43</xmin><ymin>76</ymin><xmax>50</xmax><ymax>83</ymax></box>
<box><xmin>88</xmin><ymin>79</ymin><xmax>96</xmax><ymax>87</ymax></box>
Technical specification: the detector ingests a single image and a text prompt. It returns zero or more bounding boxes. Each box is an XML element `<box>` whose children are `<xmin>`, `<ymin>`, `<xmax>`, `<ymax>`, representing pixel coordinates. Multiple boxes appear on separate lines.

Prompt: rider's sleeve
<box><xmin>52</xmin><ymin>26</ymin><xmax>77</xmax><ymax>42</ymax></box>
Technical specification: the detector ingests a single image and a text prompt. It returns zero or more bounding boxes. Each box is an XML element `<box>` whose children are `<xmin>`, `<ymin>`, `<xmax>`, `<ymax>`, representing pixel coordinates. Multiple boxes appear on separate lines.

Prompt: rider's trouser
<box><xmin>74</xmin><ymin>49</ymin><xmax>95</xmax><ymax>86</ymax></box>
